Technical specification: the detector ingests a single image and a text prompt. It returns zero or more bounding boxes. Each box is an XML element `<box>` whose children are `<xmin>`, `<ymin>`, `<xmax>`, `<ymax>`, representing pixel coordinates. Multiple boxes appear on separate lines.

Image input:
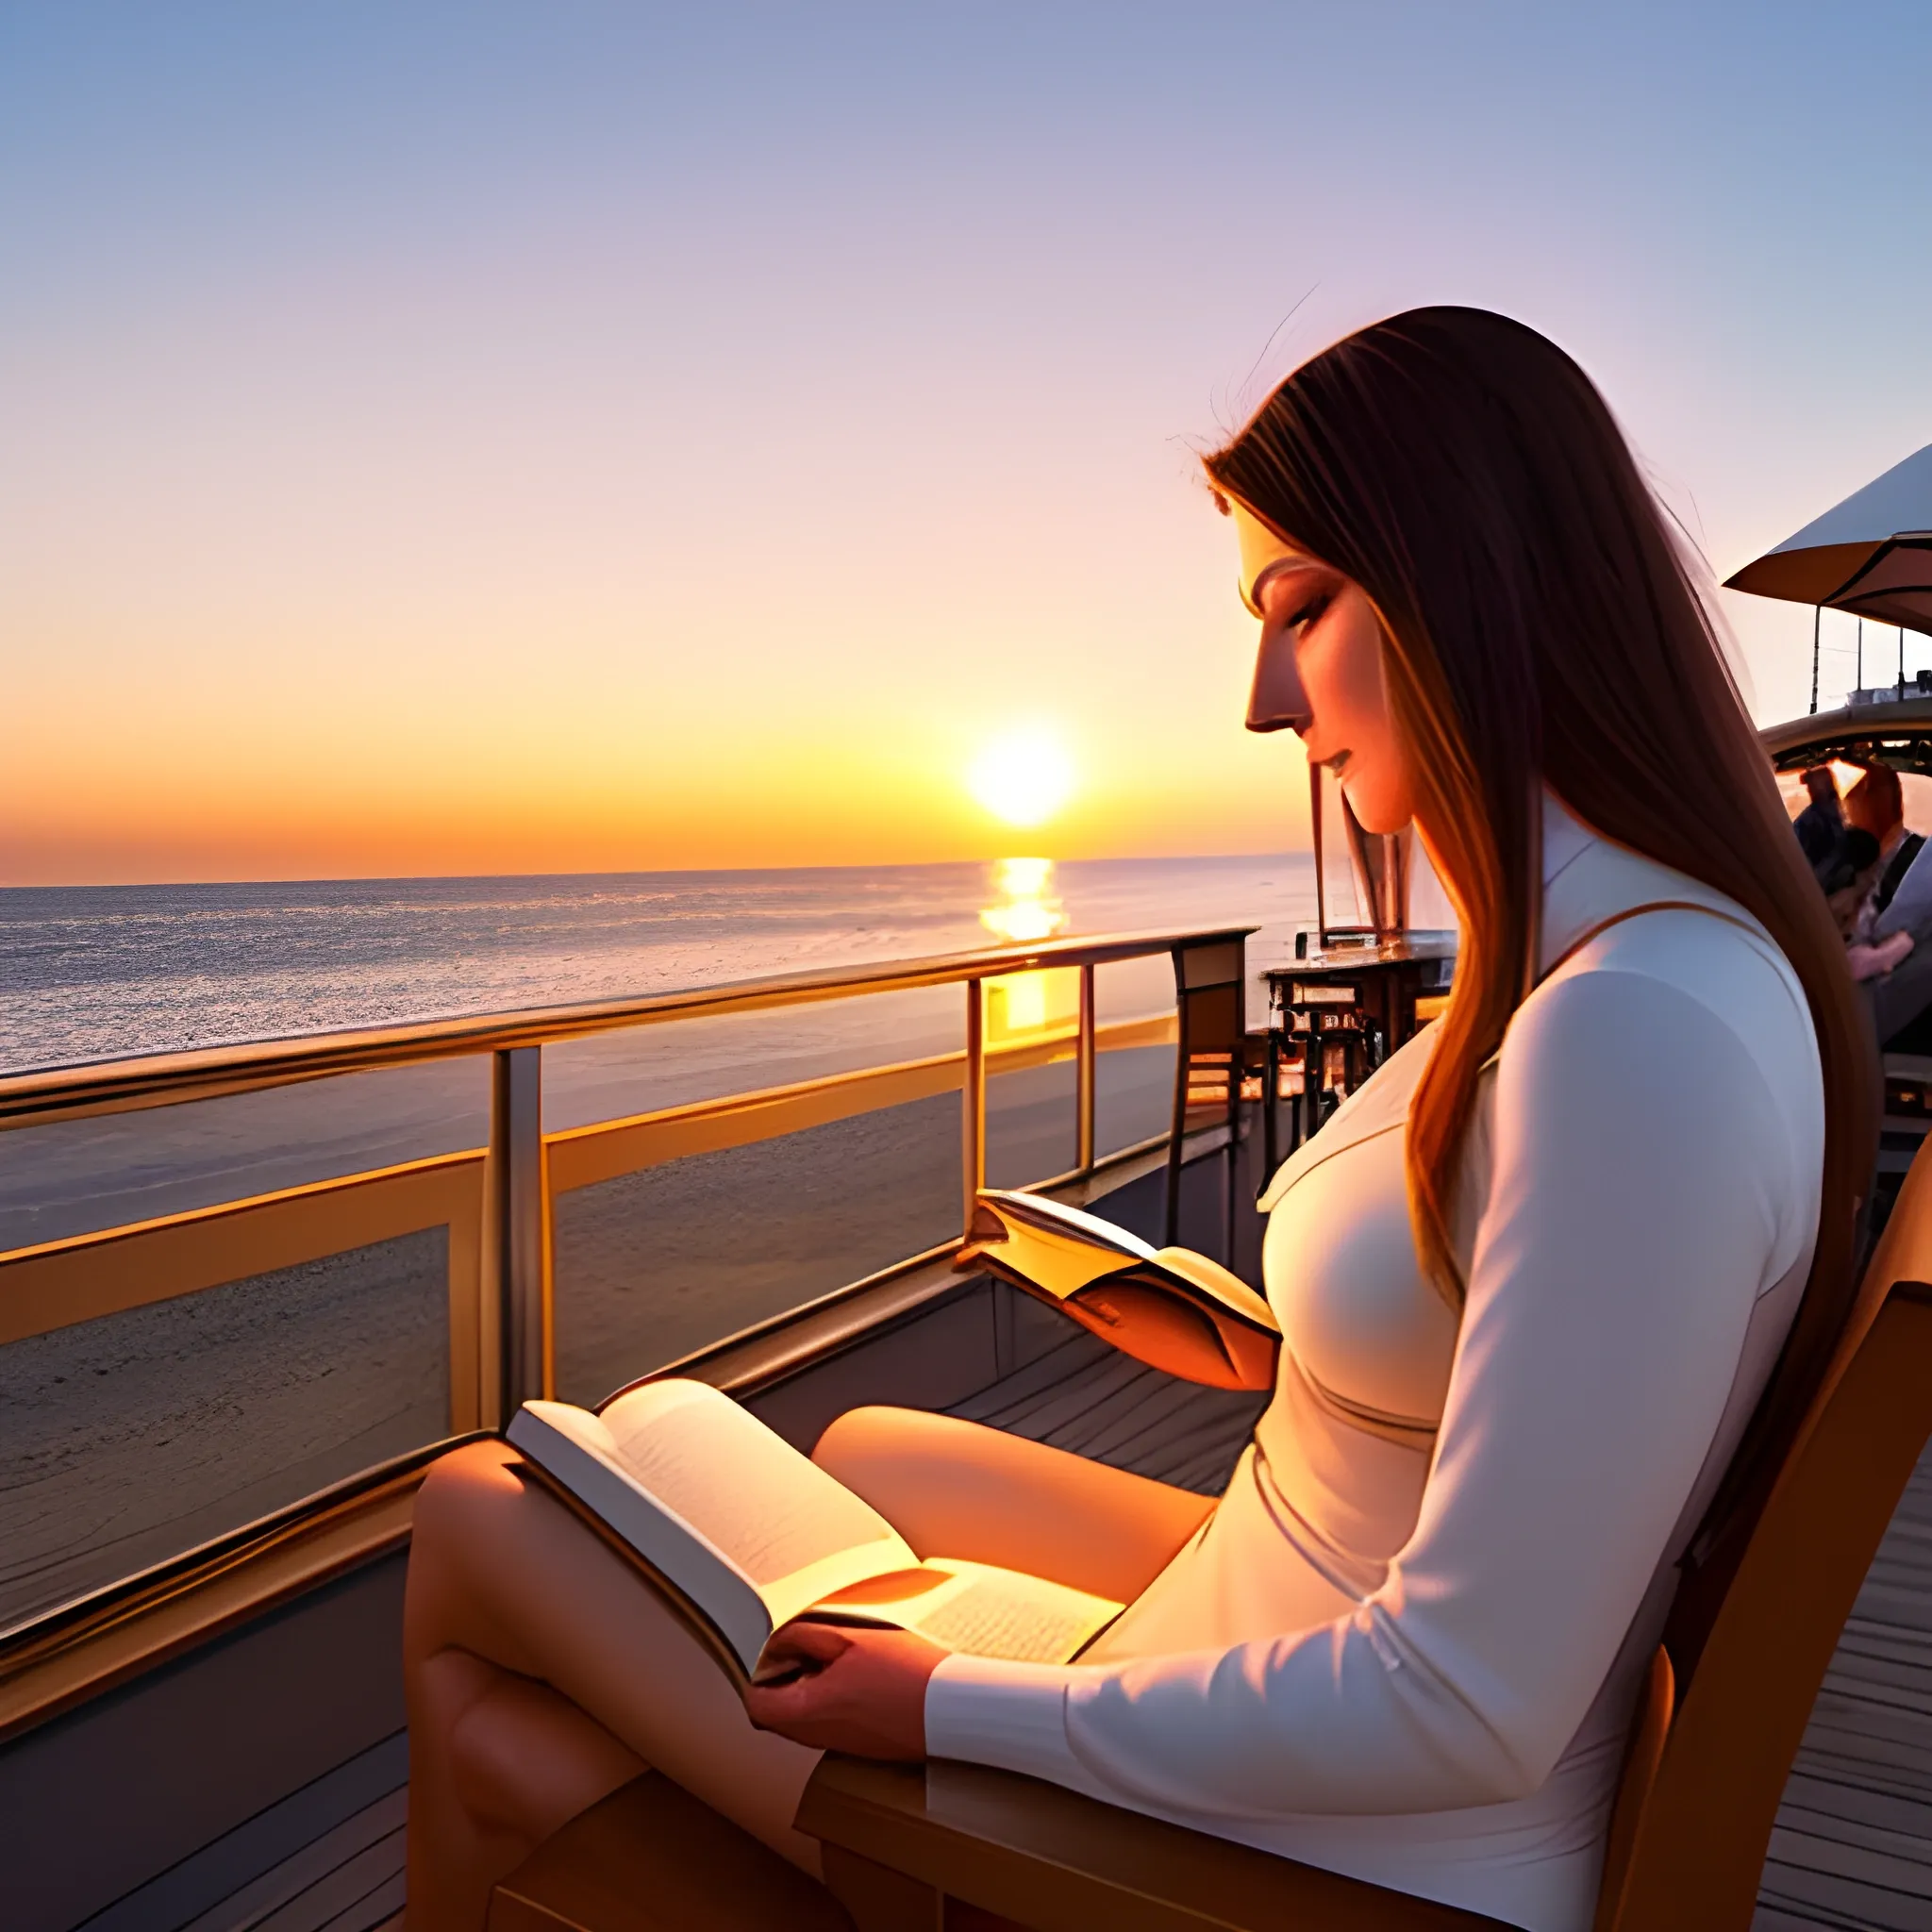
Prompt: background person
<box><xmin>1825</xmin><ymin>828</ymin><xmax>1884</xmax><ymax>940</ymax></box>
<box><xmin>1873</xmin><ymin>825</ymin><xmax>1932</xmax><ymax>957</ymax></box>
<box><xmin>1820</xmin><ymin>827</ymin><xmax>1914</xmax><ymax>981</ymax></box>
<box><xmin>1856</xmin><ymin>830</ymin><xmax>1932</xmax><ymax>1047</ymax></box>
<box><xmin>1794</xmin><ymin>765</ymin><xmax>1847</xmax><ymax>884</ymax></box>
<box><xmin>1844</xmin><ymin>763</ymin><xmax>1924</xmax><ymax>923</ymax></box>
<box><xmin>1862</xmin><ymin>922</ymin><xmax>1932</xmax><ymax>1047</ymax></box>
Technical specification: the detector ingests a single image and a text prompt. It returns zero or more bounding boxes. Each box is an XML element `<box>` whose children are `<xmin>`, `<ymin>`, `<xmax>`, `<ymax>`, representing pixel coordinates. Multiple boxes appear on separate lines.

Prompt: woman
<box><xmin>403</xmin><ymin>308</ymin><xmax>1874</xmax><ymax>1932</ymax></box>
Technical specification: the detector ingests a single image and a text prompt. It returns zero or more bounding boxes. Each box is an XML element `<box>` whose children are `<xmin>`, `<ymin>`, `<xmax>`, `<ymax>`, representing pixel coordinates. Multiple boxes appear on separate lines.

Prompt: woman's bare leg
<box><xmin>405</xmin><ymin>1414</ymin><xmax>1211</xmax><ymax>1928</ymax></box>
<box><xmin>812</xmin><ymin>1407</ymin><xmax>1215</xmax><ymax>1603</ymax></box>
<box><xmin>404</xmin><ymin>1441</ymin><xmax>822</xmax><ymax>1932</ymax></box>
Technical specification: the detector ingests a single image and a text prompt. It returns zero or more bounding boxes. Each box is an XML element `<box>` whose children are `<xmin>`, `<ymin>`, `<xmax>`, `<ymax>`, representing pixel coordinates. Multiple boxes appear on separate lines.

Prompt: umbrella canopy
<box><xmin>1726</xmin><ymin>441</ymin><xmax>1932</xmax><ymax>630</ymax></box>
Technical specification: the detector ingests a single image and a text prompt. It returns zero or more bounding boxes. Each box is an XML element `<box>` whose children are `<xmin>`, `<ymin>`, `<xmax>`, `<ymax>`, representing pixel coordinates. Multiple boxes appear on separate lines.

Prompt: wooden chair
<box><xmin>491</xmin><ymin>1145</ymin><xmax>1932</xmax><ymax>1931</ymax></box>
<box><xmin>1166</xmin><ymin>938</ymin><xmax>1246</xmax><ymax>1246</ymax></box>
<box><xmin>487</xmin><ymin>1772</ymin><xmax>856</xmax><ymax>1932</ymax></box>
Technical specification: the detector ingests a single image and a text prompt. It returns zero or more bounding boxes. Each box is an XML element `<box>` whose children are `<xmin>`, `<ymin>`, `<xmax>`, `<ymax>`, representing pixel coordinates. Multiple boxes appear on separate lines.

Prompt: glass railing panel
<box><xmin>541</xmin><ymin>986</ymin><xmax>964</xmax><ymax>1132</ymax></box>
<box><xmin>551</xmin><ymin>1093</ymin><xmax>961</xmax><ymax>1405</ymax></box>
<box><xmin>982</xmin><ymin>968</ymin><xmax>1078</xmax><ymax>1190</ymax></box>
<box><xmin>0</xmin><ymin>929</ymin><xmax>1243</xmax><ymax>1636</ymax></box>
<box><xmin>548</xmin><ymin>989</ymin><xmax>969</xmax><ymax>1403</ymax></box>
<box><xmin>984</xmin><ymin>1057</ymin><xmax>1078</xmax><ymax>1190</ymax></box>
<box><xmin>0</xmin><ymin>1229</ymin><xmax>451</xmax><ymax>1631</ymax></box>
<box><xmin>1092</xmin><ymin>957</ymin><xmax>1177</xmax><ymax>1158</ymax></box>
<box><xmin>0</xmin><ymin>1059</ymin><xmax>490</xmax><ymax>1251</ymax></box>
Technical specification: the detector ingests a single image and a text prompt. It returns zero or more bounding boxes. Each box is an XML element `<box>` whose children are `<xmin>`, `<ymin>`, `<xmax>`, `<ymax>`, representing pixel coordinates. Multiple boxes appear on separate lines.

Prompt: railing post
<box><xmin>962</xmin><ymin>978</ymin><xmax>986</xmax><ymax>1230</ymax></box>
<box><xmin>1165</xmin><ymin>949</ymin><xmax>1188</xmax><ymax>1245</ymax></box>
<box><xmin>488</xmin><ymin>1045</ymin><xmax>545</xmax><ymax>1424</ymax></box>
<box><xmin>1310</xmin><ymin>758</ymin><xmax>1328</xmax><ymax>948</ymax></box>
<box><xmin>1076</xmin><ymin>962</ymin><xmax>1096</xmax><ymax>1174</ymax></box>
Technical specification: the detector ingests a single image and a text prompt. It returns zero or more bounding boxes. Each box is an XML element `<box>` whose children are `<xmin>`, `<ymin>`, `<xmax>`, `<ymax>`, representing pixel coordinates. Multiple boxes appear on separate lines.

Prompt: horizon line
<box><xmin>0</xmin><ymin>848</ymin><xmax>1316</xmax><ymax>896</ymax></box>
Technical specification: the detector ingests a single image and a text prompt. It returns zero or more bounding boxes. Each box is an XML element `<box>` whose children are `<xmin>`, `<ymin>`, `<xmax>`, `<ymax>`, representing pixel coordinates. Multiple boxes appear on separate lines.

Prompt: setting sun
<box><xmin>967</xmin><ymin>725</ymin><xmax>1076</xmax><ymax>829</ymax></box>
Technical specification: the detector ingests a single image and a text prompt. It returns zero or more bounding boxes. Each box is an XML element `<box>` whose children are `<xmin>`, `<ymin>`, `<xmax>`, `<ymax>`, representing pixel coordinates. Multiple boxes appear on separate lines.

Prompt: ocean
<box><xmin>0</xmin><ymin>856</ymin><xmax>1313</xmax><ymax>1073</ymax></box>
<box><xmin>0</xmin><ymin>855</ymin><xmax>1316</xmax><ymax>1249</ymax></box>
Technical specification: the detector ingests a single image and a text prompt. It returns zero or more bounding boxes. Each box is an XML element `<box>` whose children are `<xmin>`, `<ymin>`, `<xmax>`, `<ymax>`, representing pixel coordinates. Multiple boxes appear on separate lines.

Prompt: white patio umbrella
<box><xmin>1726</xmin><ymin>441</ymin><xmax>1932</xmax><ymax>630</ymax></box>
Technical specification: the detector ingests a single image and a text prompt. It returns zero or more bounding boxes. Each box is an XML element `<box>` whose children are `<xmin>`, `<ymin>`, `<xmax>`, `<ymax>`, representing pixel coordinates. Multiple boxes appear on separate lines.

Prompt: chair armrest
<box><xmin>796</xmin><ymin>1754</ymin><xmax>1514</xmax><ymax>1932</ymax></box>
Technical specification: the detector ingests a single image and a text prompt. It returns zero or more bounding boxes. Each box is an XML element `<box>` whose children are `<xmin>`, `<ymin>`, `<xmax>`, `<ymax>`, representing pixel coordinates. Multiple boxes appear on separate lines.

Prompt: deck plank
<box><xmin>252</xmin><ymin>1824</ymin><xmax>406</xmax><ymax>1932</ymax></box>
<box><xmin>80</xmin><ymin>1737</ymin><xmax>407</xmax><ymax>1932</ymax></box>
<box><xmin>180</xmin><ymin>1795</ymin><xmax>405</xmax><ymax>1932</ymax></box>
<box><xmin>946</xmin><ymin>1327</ymin><xmax>1266</xmax><ymax>1495</ymax></box>
<box><xmin>1756</xmin><ymin>1449</ymin><xmax>1932</xmax><ymax>1925</ymax></box>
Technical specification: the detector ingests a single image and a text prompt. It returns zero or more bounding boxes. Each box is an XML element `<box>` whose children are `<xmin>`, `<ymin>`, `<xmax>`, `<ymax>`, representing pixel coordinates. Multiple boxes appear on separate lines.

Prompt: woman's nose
<box><xmin>1246</xmin><ymin>626</ymin><xmax>1311</xmax><ymax>734</ymax></box>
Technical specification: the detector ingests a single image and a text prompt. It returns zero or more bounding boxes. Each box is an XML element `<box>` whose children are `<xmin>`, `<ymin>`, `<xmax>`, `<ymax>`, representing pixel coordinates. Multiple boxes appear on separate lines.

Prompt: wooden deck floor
<box><xmin>76</xmin><ymin>1732</ymin><xmax>407</xmax><ymax>1932</ymax></box>
<box><xmin>1758</xmin><ymin>1443</ymin><xmax>1932</xmax><ymax>1928</ymax></box>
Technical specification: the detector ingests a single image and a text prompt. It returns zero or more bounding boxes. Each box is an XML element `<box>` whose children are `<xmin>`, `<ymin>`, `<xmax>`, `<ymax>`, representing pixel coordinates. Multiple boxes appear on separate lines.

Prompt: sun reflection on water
<box><xmin>980</xmin><ymin>858</ymin><xmax>1074</xmax><ymax>1040</ymax></box>
<box><xmin>979</xmin><ymin>857</ymin><xmax>1068</xmax><ymax>943</ymax></box>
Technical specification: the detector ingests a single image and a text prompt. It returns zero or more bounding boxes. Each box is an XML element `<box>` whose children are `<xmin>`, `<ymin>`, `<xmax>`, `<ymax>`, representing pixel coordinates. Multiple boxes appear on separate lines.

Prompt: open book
<box><xmin>508</xmin><ymin>1381</ymin><xmax>1122</xmax><ymax>1690</ymax></box>
<box><xmin>958</xmin><ymin>1190</ymin><xmax>1280</xmax><ymax>1391</ymax></box>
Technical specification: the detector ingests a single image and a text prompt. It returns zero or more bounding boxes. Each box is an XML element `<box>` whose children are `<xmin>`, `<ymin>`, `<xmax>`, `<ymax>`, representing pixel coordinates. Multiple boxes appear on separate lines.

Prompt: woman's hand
<box><xmin>742</xmin><ymin>1622</ymin><xmax>944</xmax><ymax>1760</ymax></box>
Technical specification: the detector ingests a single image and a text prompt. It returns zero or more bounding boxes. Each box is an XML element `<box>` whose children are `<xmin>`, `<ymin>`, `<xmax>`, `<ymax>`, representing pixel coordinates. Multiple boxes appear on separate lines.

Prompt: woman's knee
<box><xmin>816</xmin><ymin>1406</ymin><xmax>1124</xmax><ymax>1504</ymax></box>
<box><xmin>406</xmin><ymin>1441</ymin><xmax>538</xmax><ymax>1663</ymax></box>
<box><xmin>812</xmin><ymin>1404</ymin><xmax>1213</xmax><ymax>1599</ymax></box>
<box><xmin>812</xmin><ymin>1405</ymin><xmax>945</xmax><ymax>1484</ymax></box>
<box><xmin>414</xmin><ymin>1439</ymin><xmax>525</xmax><ymax>1543</ymax></box>
<box><xmin>812</xmin><ymin>1407</ymin><xmax>1024</xmax><ymax>1530</ymax></box>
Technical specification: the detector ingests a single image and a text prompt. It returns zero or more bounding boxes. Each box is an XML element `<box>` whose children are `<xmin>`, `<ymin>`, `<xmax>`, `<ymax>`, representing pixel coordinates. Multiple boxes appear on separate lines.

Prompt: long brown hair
<box><xmin>1206</xmin><ymin>306</ymin><xmax>1876</xmax><ymax>1571</ymax></box>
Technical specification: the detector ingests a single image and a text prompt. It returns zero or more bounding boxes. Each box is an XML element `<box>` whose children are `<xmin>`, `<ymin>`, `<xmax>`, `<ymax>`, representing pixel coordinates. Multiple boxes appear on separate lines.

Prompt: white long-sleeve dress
<box><xmin>924</xmin><ymin>800</ymin><xmax>1825</xmax><ymax>1931</ymax></box>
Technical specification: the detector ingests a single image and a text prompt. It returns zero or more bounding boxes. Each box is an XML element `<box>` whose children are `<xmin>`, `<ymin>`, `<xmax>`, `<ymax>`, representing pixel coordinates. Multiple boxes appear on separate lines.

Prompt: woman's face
<box><xmin>1245</xmin><ymin>548</ymin><xmax>1418</xmax><ymax>836</ymax></box>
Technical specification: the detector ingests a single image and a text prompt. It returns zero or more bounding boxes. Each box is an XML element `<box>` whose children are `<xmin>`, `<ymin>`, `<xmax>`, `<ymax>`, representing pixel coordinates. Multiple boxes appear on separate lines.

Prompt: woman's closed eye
<box><xmin>1282</xmin><ymin>591</ymin><xmax>1330</xmax><ymax>639</ymax></box>
<box><xmin>1257</xmin><ymin>569</ymin><xmax>1333</xmax><ymax>641</ymax></box>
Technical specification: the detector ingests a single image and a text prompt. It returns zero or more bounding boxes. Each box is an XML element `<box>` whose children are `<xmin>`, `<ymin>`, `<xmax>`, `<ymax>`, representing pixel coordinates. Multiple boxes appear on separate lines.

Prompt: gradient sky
<box><xmin>4</xmin><ymin>3</ymin><xmax>1930</xmax><ymax>885</ymax></box>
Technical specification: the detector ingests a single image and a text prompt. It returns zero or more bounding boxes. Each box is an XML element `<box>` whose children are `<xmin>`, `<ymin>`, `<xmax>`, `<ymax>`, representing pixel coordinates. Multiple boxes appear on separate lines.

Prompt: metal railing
<box><xmin>0</xmin><ymin>923</ymin><xmax>1252</xmax><ymax>1731</ymax></box>
<box><xmin>0</xmin><ymin>927</ymin><xmax>1243</xmax><ymax>1129</ymax></box>
<box><xmin>0</xmin><ymin>925</ymin><xmax>1251</xmax><ymax>1432</ymax></box>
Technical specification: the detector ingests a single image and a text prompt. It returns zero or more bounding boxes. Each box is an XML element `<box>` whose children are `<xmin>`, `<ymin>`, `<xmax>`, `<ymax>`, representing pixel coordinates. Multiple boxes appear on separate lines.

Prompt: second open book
<box><xmin>509</xmin><ymin>1381</ymin><xmax>1124</xmax><ymax>1690</ymax></box>
<box><xmin>960</xmin><ymin>1189</ymin><xmax>1279</xmax><ymax>1391</ymax></box>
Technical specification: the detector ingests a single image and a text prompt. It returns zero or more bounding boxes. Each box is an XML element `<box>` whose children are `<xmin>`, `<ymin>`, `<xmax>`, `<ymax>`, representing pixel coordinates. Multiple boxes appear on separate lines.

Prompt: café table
<box><xmin>1258</xmin><ymin>932</ymin><xmax>1457</xmax><ymax>1174</ymax></box>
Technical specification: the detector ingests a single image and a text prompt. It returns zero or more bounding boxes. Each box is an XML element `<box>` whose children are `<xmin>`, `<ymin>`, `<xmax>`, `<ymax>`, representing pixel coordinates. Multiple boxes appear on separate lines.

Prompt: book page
<box><xmin>986</xmin><ymin>1191</ymin><xmax>1157</xmax><ymax>1260</ymax></box>
<box><xmin>809</xmin><ymin>1558</ymin><xmax>1122</xmax><ymax>1666</ymax></box>
<box><xmin>976</xmin><ymin>1217</ymin><xmax>1141</xmax><ymax>1302</ymax></box>
<box><xmin>597</xmin><ymin>1380</ymin><xmax>909</xmax><ymax>1597</ymax></box>
<box><xmin>509</xmin><ymin>1401</ymin><xmax>776</xmax><ymax>1678</ymax></box>
<box><xmin>1148</xmin><ymin>1248</ymin><xmax>1279</xmax><ymax>1333</ymax></box>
